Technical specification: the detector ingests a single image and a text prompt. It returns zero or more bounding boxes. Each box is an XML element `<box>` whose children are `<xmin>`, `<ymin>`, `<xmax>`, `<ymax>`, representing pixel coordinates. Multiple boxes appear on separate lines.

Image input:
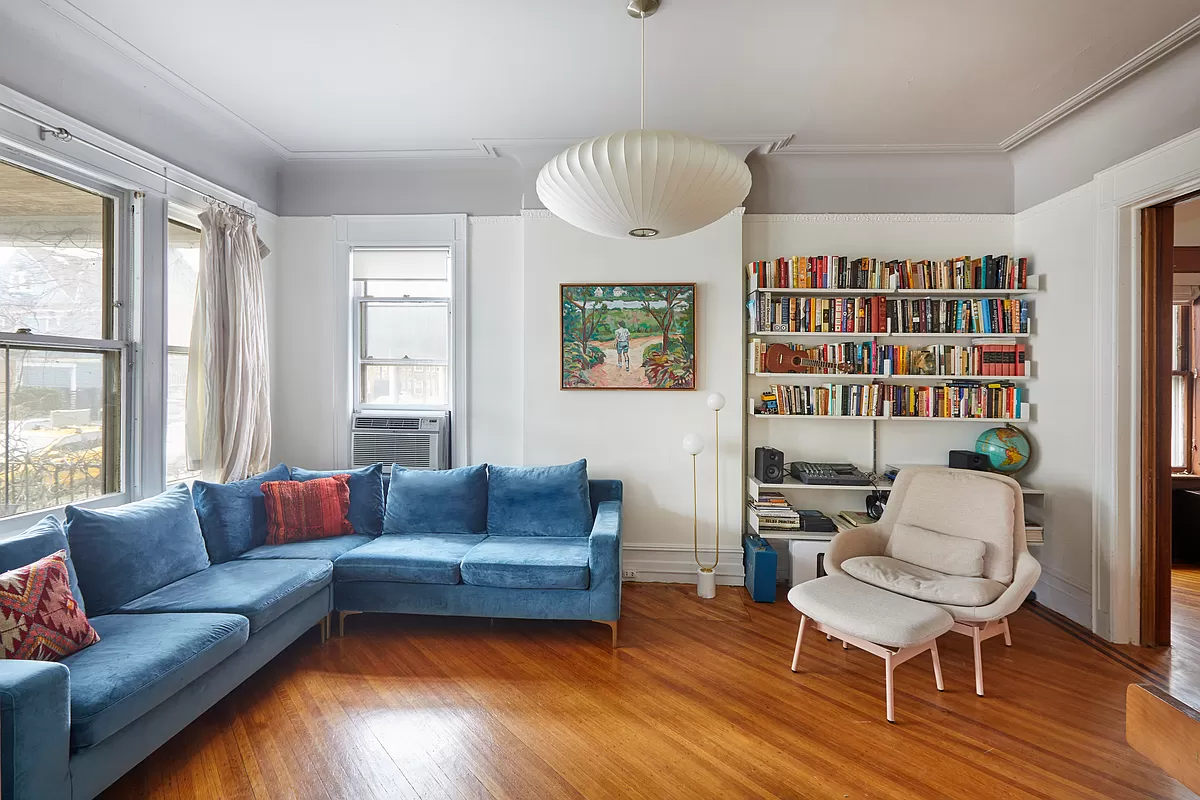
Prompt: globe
<box><xmin>975</xmin><ymin>425</ymin><xmax>1032</xmax><ymax>474</ymax></box>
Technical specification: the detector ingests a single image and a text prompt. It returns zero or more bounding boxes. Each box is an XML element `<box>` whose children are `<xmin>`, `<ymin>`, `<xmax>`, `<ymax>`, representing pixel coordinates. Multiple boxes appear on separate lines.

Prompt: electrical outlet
<box><xmin>622</xmin><ymin>569</ymin><xmax>638</xmax><ymax>580</ymax></box>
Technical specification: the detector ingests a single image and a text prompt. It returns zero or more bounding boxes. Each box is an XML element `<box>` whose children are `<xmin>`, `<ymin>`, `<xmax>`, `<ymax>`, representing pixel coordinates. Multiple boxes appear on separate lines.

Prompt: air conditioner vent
<box><xmin>353</xmin><ymin>416</ymin><xmax>420</xmax><ymax>430</ymax></box>
<box><xmin>350</xmin><ymin>412</ymin><xmax>448</xmax><ymax>470</ymax></box>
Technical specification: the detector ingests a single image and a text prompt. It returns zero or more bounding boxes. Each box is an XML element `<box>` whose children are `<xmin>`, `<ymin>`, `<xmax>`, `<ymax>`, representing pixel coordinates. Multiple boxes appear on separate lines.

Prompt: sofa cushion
<box><xmin>893</xmin><ymin>469</ymin><xmax>1016</xmax><ymax>583</ymax></box>
<box><xmin>114</xmin><ymin>560</ymin><xmax>331</xmax><ymax>633</ymax></box>
<box><xmin>384</xmin><ymin>464</ymin><xmax>488</xmax><ymax>535</ymax></box>
<box><xmin>239</xmin><ymin>535</ymin><xmax>373</xmax><ymax>562</ymax></box>
<box><xmin>66</xmin><ymin>485</ymin><xmax>211</xmax><ymax>616</ymax></box>
<box><xmin>486</xmin><ymin>460</ymin><xmax>592</xmax><ymax>537</ymax></box>
<box><xmin>291</xmin><ymin>464</ymin><xmax>385</xmax><ymax>537</ymax></box>
<box><xmin>263</xmin><ymin>475</ymin><xmax>353</xmax><ymax>544</ymax></box>
<box><xmin>63</xmin><ymin>612</ymin><xmax>248</xmax><ymax>749</ymax></box>
<box><xmin>0</xmin><ymin>516</ymin><xmax>86</xmax><ymax>612</ymax></box>
<box><xmin>841</xmin><ymin>556</ymin><xmax>1007</xmax><ymax>607</ymax></box>
<box><xmin>0</xmin><ymin>550</ymin><xmax>100</xmax><ymax>662</ymax></box>
<box><xmin>887</xmin><ymin>523</ymin><xmax>986</xmax><ymax>578</ymax></box>
<box><xmin>460</xmin><ymin>537</ymin><xmax>590</xmax><ymax>590</ymax></box>
<box><xmin>192</xmin><ymin>463</ymin><xmax>290</xmax><ymax>563</ymax></box>
<box><xmin>334</xmin><ymin>534</ymin><xmax>487</xmax><ymax>585</ymax></box>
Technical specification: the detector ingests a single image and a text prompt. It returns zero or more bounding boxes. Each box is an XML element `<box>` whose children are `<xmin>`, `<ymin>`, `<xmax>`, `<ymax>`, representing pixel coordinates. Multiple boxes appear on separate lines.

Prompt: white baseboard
<box><xmin>1034</xmin><ymin>567</ymin><xmax>1092</xmax><ymax>628</ymax></box>
<box><xmin>622</xmin><ymin>542</ymin><xmax>745</xmax><ymax>586</ymax></box>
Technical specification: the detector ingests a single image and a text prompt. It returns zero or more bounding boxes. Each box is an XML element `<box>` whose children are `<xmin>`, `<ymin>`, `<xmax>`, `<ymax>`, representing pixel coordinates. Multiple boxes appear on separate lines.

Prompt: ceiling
<box><xmin>15</xmin><ymin>0</ymin><xmax>1200</xmax><ymax>159</ymax></box>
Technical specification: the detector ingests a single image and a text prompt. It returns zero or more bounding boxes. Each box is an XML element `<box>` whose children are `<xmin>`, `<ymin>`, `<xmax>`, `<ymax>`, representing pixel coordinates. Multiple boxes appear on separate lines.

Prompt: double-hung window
<box><xmin>352</xmin><ymin>248</ymin><xmax>451</xmax><ymax>410</ymax></box>
<box><xmin>0</xmin><ymin>159</ymin><xmax>127</xmax><ymax>517</ymax></box>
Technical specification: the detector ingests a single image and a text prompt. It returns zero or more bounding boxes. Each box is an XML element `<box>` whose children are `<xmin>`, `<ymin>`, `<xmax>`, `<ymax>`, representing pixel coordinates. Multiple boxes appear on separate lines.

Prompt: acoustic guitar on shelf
<box><xmin>764</xmin><ymin>343</ymin><xmax>854</xmax><ymax>374</ymax></box>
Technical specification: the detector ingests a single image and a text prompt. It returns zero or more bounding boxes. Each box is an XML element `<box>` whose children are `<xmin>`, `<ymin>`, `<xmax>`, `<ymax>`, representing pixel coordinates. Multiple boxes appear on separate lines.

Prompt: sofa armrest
<box><xmin>0</xmin><ymin>660</ymin><xmax>71</xmax><ymax>800</ymax></box>
<box><xmin>588</xmin><ymin>500</ymin><xmax>622</xmax><ymax>620</ymax></box>
<box><xmin>824</xmin><ymin>524</ymin><xmax>889</xmax><ymax>575</ymax></box>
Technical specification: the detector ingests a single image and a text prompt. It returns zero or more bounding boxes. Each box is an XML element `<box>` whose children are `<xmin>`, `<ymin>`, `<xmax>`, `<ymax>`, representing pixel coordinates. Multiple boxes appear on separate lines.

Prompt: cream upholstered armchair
<box><xmin>825</xmin><ymin>467</ymin><xmax>1041</xmax><ymax>696</ymax></box>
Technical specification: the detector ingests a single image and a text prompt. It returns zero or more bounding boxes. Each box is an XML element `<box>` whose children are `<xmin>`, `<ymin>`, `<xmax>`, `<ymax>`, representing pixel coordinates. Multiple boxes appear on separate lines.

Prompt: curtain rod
<box><xmin>0</xmin><ymin>100</ymin><xmax>254</xmax><ymax>218</ymax></box>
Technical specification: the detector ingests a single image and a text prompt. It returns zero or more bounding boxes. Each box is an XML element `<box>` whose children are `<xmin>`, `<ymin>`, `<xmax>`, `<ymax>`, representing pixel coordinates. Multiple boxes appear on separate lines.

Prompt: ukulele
<box><xmin>764</xmin><ymin>343</ymin><xmax>854</xmax><ymax>374</ymax></box>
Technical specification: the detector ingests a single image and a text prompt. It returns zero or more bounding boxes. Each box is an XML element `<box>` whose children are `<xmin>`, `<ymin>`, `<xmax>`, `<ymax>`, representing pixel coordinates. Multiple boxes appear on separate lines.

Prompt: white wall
<box><xmin>521</xmin><ymin>212</ymin><xmax>746</xmax><ymax>583</ymax></box>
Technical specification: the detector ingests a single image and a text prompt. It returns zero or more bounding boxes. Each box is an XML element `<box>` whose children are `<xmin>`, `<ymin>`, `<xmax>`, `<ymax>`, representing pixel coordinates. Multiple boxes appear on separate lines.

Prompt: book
<box><xmin>837</xmin><ymin>510</ymin><xmax>877</xmax><ymax>528</ymax></box>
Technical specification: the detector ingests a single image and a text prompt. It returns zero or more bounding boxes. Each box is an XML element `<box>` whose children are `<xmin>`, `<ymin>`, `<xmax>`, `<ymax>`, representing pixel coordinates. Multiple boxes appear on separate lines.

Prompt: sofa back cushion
<box><xmin>66</xmin><ymin>484</ymin><xmax>211</xmax><ymax>616</ymax></box>
<box><xmin>291</xmin><ymin>464</ymin><xmax>384</xmax><ymax>536</ymax></box>
<box><xmin>263</xmin><ymin>475</ymin><xmax>354</xmax><ymax>544</ymax></box>
<box><xmin>887</xmin><ymin>523</ymin><xmax>987</xmax><ymax>578</ymax></box>
<box><xmin>0</xmin><ymin>550</ymin><xmax>100</xmax><ymax>661</ymax></box>
<box><xmin>193</xmin><ymin>463</ymin><xmax>290</xmax><ymax>563</ymax></box>
<box><xmin>487</xmin><ymin>460</ymin><xmax>592</xmax><ymax>537</ymax></box>
<box><xmin>384</xmin><ymin>464</ymin><xmax>488</xmax><ymax>535</ymax></box>
<box><xmin>893</xmin><ymin>469</ymin><xmax>1016</xmax><ymax>583</ymax></box>
<box><xmin>0</xmin><ymin>516</ymin><xmax>86</xmax><ymax>613</ymax></box>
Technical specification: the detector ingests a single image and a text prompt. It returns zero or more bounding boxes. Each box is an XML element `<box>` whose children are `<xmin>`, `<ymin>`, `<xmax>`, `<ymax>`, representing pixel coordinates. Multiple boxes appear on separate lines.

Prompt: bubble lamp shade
<box><xmin>536</xmin><ymin>130</ymin><xmax>752</xmax><ymax>240</ymax></box>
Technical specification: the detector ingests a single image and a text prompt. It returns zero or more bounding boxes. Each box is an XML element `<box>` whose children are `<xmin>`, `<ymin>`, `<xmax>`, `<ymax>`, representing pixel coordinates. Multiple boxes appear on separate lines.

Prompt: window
<box><xmin>166</xmin><ymin>219</ymin><xmax>200</xmax><ymax>483</ymax></box>
<box><xmin>1172</xmin><ymin>303</ymin><xmax>1195</xmax><ymax>472</ymax></box>
<box><xmin>352</xmin><ymin>248</ymin><xmax>451</xmax><ymax>409</ymax></box>
<box><xmin>0</xmin><ymin>160</ymin><xmax>125</xmax><ymax>516</ymax></box>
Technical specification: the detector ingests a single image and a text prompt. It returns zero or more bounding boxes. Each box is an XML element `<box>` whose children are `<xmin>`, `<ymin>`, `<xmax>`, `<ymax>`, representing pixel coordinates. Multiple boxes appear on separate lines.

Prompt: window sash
<box><xmin>353</xmin><ymin>296</ymin><xmax>451</xmax><ymax>409</ymax></box>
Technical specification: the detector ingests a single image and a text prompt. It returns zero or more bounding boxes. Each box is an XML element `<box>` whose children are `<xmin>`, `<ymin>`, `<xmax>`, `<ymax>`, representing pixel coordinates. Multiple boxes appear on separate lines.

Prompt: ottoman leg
<box><xmin>791</xmin><ymin>615</ymin><xmax>808</xmax><ymax>672</ymax></box>
<box><xmin>972</xmin><ymin>627</ymin><xmax>985</xmax><ymax>697</ymax></box>
<box><xmin>931</xmin><ymin>639</ymin><xmax>945</xmax><ymax>692</ymax></box>
<box><xmin>884</xmin><ymin>652</ymin><xmax>896</xmax><ymax>723</ymax></box>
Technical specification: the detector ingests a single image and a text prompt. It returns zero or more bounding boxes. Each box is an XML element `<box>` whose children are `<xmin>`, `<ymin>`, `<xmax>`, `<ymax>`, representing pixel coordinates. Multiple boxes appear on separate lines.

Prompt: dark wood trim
<box><xmin>1174</xmin><ymin>246</ymin><xmax>1200</xmax><ymax>273</ymax></box>
<box><xmin>1141</xmin><ymin>205</ymin><xmax>1174</xmax><ymax>646</ymax></box>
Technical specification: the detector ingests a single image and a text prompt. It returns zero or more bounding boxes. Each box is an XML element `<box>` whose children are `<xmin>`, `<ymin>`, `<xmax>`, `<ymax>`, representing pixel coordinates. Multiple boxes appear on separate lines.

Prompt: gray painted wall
<box><xmin>1011</xmin><ymin>35</ymin><xmax>1200</xmax><ymax>212</ymax></box>
<box><xmin>0</xmin><ymin>2</ymin><xmax>281</xmax><ymax>211</ymax></box>
<box><xmin>745</xmin><ymin>151</ymin><xmax>1015</xmax><ymax>214</ymax></box>
<box><xmin>277</xmin><ymin>158</ymin><xmax>523</xmax><ymax>217</ymax></box>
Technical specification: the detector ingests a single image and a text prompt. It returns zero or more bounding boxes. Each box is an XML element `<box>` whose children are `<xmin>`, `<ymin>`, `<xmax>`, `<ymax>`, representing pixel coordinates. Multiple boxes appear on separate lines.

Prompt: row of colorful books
<box><xmin>749</xmin><ymin>339</ymin><xmax>1028</xmax><ymax>377</ymax></box>
<box><xmin>759</xmin><ymin>382</ymin><xmax>1025</xmax><ymax>419</ymax></box>
<box><xmin>747</xmin><ymin>255</ymin><xmax>1029</xmax><ymax>291</ymax></box>
<box><xmin>750</xmin><ymin>293</ymin><xmax>1030</xmax><ymax>335</ymax></box>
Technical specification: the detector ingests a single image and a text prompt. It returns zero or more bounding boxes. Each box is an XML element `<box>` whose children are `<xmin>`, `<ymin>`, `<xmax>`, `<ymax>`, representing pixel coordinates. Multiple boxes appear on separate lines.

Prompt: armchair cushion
<box><xmin>842</xmin><ymin>556</ymin><xmax>1007</xmax><ymax>607</ymax></box>
<box><xmin>888</xmin><ymin>523</ymin><xmax>986</xmax><ymax>577</ymax></box>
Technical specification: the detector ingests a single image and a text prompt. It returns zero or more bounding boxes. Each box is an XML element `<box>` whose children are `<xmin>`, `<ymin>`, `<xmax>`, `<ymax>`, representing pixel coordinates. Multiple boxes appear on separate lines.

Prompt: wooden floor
<box><xmin>101</xmin><ymin>584</ymin><xmax>1199</xmax><ymax>800</ymax></box>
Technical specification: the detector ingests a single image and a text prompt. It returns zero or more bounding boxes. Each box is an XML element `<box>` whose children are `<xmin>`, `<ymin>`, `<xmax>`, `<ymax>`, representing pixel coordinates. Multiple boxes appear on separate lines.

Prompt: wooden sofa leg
<box><xmin>338</xmin><ymin>611</ymin><xmax>361</xmax><ymax>637</ymax></box>
<box><xmin>318</xmin><ymin>615</ymin><xmax>329</xmax><ymax>643</ymax></box>
<box><xmin>594</xmin><ymin>620</ymin><xmax>619</xmax><ymax>649</ymax></box>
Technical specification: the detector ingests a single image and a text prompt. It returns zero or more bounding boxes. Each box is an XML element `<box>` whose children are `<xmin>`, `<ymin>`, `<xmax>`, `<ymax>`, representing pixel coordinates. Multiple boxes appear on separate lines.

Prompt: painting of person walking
<box><xmin>560</xmin><ymin>283</ymin><xmax>696</xmax><ymax>390</ymax></box>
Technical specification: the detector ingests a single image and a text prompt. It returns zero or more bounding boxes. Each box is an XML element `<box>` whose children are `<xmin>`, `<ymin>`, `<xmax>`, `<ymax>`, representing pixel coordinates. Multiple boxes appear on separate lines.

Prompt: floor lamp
<box><xmin>683</xmin><ymin>392</ymin><xmax>725</xmax><ymax>599</ymax></box>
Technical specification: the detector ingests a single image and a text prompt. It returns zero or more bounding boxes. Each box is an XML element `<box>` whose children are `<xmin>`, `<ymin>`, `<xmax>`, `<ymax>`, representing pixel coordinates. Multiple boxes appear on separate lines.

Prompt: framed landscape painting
<box><xmin>561</xmin><ymin>283</ymin><xmax>696</xmax><ymax>390</ymax></box>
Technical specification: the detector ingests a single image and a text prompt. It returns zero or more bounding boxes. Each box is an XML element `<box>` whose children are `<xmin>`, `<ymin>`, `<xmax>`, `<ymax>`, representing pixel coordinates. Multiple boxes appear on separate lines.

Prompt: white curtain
<box><xmin>185</xmin><ymin>207</ymin><xmax>272</xmax><ymax>482</ymax></box>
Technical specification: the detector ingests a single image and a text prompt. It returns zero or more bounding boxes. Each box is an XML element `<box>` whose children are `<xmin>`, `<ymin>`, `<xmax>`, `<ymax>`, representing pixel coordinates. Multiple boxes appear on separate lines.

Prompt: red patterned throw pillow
<box><xmin>0</xmin><ymin>550</ymin><xmax>100</xmax><ymax>661</ymax></box>
<box><xmin>263</xmin><ymin>474</ymin><xmax>353</xmax><ymax>545</ymax></box>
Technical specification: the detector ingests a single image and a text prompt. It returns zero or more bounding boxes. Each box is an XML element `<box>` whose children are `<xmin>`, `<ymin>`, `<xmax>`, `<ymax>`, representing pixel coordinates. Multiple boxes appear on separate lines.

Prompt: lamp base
<box><xmin>697</xmin><ymin>567</ymin><xmax>717</xmax><ymax>599</ymax></box>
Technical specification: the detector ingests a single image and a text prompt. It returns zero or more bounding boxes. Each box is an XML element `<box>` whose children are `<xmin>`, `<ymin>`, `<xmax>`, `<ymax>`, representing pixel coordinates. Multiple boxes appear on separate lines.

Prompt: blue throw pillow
<box><xmin>384</xmin><ymin>464</ymin><xmax>488</xmax><ymax>534</ymax></box>
<box><xmin>193</xmin><ymin>463</ymin><xmax>291</xmax><ymax>563</ymax></box>
<box><xmin>487</xmin><ymin>460</ymin><xmax>592</xmax><ymax>537</ymax></box>
<box><xmin>66</xmin><ymin>484</ymin><xmax>211</xmax><ymax>616</ymax></box>
<box><xmin>291</xmin><ymin>464</ymin><xmax>384</xmax><ymax>536</ymax></box>
<box><xmin>0</xmin><ymin>516</ymin><xmax>87</xmax><ymax>614</ymax></box>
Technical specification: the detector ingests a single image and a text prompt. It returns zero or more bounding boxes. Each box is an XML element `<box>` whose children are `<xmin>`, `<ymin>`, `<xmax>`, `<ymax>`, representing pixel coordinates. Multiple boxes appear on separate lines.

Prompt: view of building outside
<box><xmin>0</xmin><ymin>161</ymin><xmax>116</xmax><ymax>516</ymax></box>
<box><xmin>166</xmin><ymin>220</ymin><xmax>200</xmax><ymax>483</ymax></box>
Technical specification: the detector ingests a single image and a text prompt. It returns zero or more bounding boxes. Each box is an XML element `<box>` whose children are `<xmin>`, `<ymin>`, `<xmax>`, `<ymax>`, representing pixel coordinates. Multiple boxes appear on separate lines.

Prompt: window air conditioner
<box><xmin>350</xmin><ymin>412</ymin><xmax>448</xmax><ymax>471</ymax></box>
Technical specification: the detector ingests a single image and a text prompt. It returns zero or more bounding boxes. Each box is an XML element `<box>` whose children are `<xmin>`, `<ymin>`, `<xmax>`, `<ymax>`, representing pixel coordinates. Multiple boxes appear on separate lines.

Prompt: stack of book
<box><xmin>748</xmin><ymin>492</ymin><xmax>801</xmax><ymax>531</ymax></box>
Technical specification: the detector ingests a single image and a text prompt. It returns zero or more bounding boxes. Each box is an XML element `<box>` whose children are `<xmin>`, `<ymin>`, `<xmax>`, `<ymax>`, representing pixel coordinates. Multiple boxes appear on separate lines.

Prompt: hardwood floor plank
<box><xmin>99</xmin><ymin>584</ymin><xmax>1197</xmax><ymax>799</ymax></box>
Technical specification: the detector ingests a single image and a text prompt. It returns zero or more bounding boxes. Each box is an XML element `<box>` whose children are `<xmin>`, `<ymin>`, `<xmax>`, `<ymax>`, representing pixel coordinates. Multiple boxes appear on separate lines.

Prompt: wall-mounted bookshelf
<box><xmin>744</xmin><ymin>253</ymin><xmax>1045</xmax><ymax>554</ymax></box>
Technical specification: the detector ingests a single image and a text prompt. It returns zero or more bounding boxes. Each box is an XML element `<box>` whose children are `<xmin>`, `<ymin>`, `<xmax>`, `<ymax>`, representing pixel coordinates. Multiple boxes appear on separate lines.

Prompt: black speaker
<box><xmin>754</xmin><ymin>446</ymin><xmax>785</xmax><ymax>483</ymax></box>
<box><xmin>949</xmin><ymin>450</ymin><xmax>990</xmax><ymax>471</ymax></box>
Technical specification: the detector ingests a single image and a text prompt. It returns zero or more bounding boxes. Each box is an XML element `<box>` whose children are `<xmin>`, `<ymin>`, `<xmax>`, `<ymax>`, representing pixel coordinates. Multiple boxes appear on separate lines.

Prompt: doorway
<box><xmin>1142</xmin><ymin>193</ymin><xmax>1200</xmax><ymax>647</ymax></box>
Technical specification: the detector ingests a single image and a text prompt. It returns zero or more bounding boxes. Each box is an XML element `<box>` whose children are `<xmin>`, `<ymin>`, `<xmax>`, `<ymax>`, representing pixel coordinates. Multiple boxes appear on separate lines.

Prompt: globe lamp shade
<box><xmin>682</xmin><ymin>433</ymin><xmax>704</xmax><ymax>456</ymax></box>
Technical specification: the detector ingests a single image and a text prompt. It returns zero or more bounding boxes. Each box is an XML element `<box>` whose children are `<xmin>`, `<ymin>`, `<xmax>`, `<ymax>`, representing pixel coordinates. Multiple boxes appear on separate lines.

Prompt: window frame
<box><xmin>164</xmin><ymin>211</ymin><xmax>203</xmax><ymax>484</ymax></box>
<box><xmin>0</xmin><ymin>151</ymin><xmax>137</xmax><ymax>528</ymax></box>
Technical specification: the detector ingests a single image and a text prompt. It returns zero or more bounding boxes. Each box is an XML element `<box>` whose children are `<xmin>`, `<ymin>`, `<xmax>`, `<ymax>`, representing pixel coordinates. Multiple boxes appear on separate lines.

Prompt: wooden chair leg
<box><xmin>1002</xmin><ymin>617</ymin><xmax>1013</xmax><ymax>647</ymax></box>
<box><xmin>884</xmin><ymin>652</ymin><xmax>896</xmax><ymax>723</ymax></box>
<box><xmin>931</xmin><ymin>638</ymin><xmax>945</xmax><ymax>692</ymax></box>
<box><xmin>972</xmin><ymin>626</ymin><xmax>985</xmax><ymax>696</ymax></box>
<box><xmin>791</xmin><ymin>616</ymin><xmax>808</xmax><ymax>672</ymax></box>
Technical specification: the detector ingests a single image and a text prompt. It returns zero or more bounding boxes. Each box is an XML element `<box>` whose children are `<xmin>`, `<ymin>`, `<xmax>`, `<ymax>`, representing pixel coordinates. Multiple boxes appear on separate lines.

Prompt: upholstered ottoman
<box><xmin>787</xmin><ymin>574</ymin><xmax>954</xmax><ymax>722</ymax></box>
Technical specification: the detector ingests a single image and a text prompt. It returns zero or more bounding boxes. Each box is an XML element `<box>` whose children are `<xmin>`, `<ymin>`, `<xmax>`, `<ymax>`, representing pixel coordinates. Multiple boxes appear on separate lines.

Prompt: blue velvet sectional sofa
<box><xmin>0</xmin><ymin>460</ymin><xmax>622</xmax><ymax>800</ymax></box>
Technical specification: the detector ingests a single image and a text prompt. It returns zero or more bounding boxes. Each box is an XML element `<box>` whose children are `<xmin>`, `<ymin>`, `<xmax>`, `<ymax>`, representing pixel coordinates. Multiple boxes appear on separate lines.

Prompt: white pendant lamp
<box><xmin>536</xmin><ymin>1</ymin><xmax>751</xmax><ymax>240</ymax></box>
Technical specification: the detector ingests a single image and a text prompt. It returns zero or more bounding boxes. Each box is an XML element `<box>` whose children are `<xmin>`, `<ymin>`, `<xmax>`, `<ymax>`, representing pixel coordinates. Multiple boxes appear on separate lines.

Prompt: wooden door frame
<box><xmin>1140</xmin><ymin>204</ymin><xmax>1174</xmax><ymax>646</ymax></box>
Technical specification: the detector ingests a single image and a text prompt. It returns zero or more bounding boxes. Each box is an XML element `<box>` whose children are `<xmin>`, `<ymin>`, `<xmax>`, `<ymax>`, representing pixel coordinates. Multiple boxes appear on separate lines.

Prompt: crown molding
<box><xmin>1000</xmin><ymin>14</ymin><xmax>1200</xmax><ymax>150</ymax></box>
<box><xmin>467</xmin><ymin>215</ymin><xmax>522</xmax><ymax>225</ymax></box>
<box><xmin>520</xmin><ymin>209</ymin><xmax>555</xmax><ymax>219</ymax></box>
<box><xmin>770</xmin><ymin>143</ymin><xmax>1004</xmax><ymax>156</ymax></box>
<box><xmin>744</xmin><ymin>213</ymin><xmax>1012</xmax><ymax>224</ymax></box>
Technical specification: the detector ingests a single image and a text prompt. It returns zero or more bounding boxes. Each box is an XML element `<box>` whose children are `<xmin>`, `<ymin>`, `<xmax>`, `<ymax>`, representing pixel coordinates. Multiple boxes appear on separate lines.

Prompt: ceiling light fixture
<box><xmin>536</xmin><ymin>0</ymin><xmax>752</xmax><ymax>240</ymax></box>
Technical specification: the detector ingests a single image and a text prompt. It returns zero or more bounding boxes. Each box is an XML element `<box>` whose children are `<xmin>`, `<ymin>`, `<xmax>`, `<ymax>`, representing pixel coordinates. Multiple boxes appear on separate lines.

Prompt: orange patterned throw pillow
<box><xmin>262</xmin><ymin>474</ymin><xmax>354</xmax><ymax>545</ymax></box>
<box><xmin>0</xmin><ymin>550</ymin><xmax>100</xmax><ymax>661</ymax></box>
